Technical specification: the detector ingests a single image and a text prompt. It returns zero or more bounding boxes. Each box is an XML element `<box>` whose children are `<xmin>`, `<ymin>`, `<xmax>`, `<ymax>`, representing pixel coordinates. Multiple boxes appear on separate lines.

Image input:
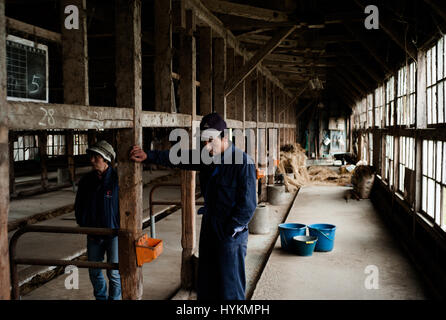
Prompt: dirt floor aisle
<box><xmin>251</xmin><ymin>186</ymin><xmax>428</xmax><ymax>300</ymax></box>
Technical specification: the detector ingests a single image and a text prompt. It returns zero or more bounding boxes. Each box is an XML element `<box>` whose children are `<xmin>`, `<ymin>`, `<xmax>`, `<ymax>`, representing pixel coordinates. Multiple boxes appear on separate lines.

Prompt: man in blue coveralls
<box><xmin>129</xmin><ymin>113</ymin><xmax>257</xmax><ymax>300</ymax></box>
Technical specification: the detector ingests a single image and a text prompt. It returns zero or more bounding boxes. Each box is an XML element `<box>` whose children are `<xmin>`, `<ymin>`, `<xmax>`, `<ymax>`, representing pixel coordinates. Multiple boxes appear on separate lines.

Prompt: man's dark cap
<box><xmin>199</xmin><ymin>112</ymin><xmax>227</xmax><ymax>131</ymax></box>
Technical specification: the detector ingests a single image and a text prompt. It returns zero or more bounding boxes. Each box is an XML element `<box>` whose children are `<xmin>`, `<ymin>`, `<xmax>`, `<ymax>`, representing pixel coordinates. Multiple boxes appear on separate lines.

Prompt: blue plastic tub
<box><xmin>308</xmin><ymin>224</ymin><xmax>336</xmax><ymax>252</ymax></box>
<box><xmin>278</xmin><ymin>223</ymin><xmax>306</xmax><ymax>251</ymax></box>
<box><xmin>292</xmin><ymin>236</ymin><xmax>318</xmax><ymax>256</ymax></box>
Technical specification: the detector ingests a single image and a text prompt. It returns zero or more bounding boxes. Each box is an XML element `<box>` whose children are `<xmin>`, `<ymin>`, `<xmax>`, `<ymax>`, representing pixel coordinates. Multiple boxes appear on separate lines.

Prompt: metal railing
<box><xmin>149</xmin><ymin>183</ymin><xmax>204</xmax><ymax>238</ymax></box>
<box><xmin>9</xmin><ymin>184</ymin><xmax>204</xmax><ymax>299</ymax></box>
<box><xmin>9</xmin><ymin>225</ymin><xmax>122</xmax><ymax>300</ymax></box>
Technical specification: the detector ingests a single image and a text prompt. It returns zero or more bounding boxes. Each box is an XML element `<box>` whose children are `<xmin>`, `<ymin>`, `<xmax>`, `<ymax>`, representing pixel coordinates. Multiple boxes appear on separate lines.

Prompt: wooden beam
<box><xmin>198</xmin><ymin>26</ymin><xmax>213</xmax><ymax>115</ymax></box>
<box><xmin>179</xmin><ymin>9</ymin><xmax>197</xmax><ymax>290</ymax></box>
<box><xmin>203</xmin><ymin>0</ymin><xmax>289</xmax><ymax>22</ymax></box>
<box><xmin>237</xmin><ymin>33</ymin><xmax>299</xmax><ymax>48</ymax></box>
<box><xmin>184</xmin><ymin>0</ymin><xmax>293</xmax><ymax>97</ymax></box>
<box><xmin>115</xmin><ymin>0</ymin><xmax>143</xmax><ymax>300</ymax></box>
<box><xmin>6</xmin><ymin>102</ymin><xmax>133</xmax><ymax>130</ymax></box>
<box><xmin>141</xmin><ymin>111</ymin><xmax>191</xmax><ymax>127</ymax></box>
<box><xmin>0</xmin><ymin>0</ymin><xmax>11</xmax><ymax>300</ymax></box>
<box><xmin>226</xmin><ymin>119</ymin><xmax>243</xmax><ymax>129</ymax></box>
<box><xmin>5</xmin><ymin>17</ymin><xmax>61</xmax><ymax>43</ymax></box>
<box><xmin>213</xmin><ymin>37</ymin><xmax>226</xmax><ymax>118</ymax></box>
<box><xmin>155</xmin><ymin>0</ymin><xmax>175</xmax><ymax>113</ymax></box>
<box><xmin>225</xmin><ymin>26</ymin><xmax>297</xmax><ymax>97</ymax></box>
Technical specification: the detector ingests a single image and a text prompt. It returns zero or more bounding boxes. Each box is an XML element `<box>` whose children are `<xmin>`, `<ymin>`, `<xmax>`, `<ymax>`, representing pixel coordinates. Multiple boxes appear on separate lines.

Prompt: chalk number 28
<box><xmin>39</xmin><ymin>107</ymin><xmax>55</xmax><ymax>126</ymax></box>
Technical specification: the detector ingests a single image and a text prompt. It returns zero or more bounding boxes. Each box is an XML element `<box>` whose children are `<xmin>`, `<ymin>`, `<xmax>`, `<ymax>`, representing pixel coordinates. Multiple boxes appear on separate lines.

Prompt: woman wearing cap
<box><xmin>74</xmin><ymin>140</ymin><xmax>121</xmax><ymax>300</ymax></box>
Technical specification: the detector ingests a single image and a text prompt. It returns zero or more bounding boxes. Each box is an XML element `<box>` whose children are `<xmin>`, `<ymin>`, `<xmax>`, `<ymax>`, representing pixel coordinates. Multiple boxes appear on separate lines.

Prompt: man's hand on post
<box><xmin>130</xmin><ymin>145</ymin><xmax>147</xmax><ymax>163</ymax></box>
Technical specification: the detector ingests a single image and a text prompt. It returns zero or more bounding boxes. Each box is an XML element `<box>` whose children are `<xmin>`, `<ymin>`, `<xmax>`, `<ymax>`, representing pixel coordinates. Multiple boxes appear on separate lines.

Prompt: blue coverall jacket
<box><xmin>74</xmin><ymin>166</ymin><xmax>120</xmax><ymax>231</ymax></box>
<box><xmin>145</xmin><ymin>143</ymin><xmax>257</xmax><ymax>300</ymax></box>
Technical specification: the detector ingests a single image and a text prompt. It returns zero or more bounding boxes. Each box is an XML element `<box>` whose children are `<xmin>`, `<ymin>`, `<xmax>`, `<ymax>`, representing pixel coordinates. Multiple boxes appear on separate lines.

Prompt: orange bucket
<box><xmin>135</xmin><ymin>234</ymin><xmax>163</xmax><ymax>267</ymax></box>
<box><xmin>256</xmin><ymin>168</ymin><xmax>266</xmax><ymax>179</ymax></box>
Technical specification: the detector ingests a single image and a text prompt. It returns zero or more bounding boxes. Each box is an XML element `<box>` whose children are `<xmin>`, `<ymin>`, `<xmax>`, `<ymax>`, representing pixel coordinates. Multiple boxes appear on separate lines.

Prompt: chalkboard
<box><xmin>6</xmin><ymin>35</ymin><xmax>48</xmax><ymax>103</ymax></box>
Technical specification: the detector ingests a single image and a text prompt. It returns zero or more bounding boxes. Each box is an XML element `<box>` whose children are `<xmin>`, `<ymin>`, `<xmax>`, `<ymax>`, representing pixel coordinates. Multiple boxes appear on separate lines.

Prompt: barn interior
<box><xmin>1</xmin><ymin>0</ymin><xmax>446</xmax><ymax>301</ymax></box>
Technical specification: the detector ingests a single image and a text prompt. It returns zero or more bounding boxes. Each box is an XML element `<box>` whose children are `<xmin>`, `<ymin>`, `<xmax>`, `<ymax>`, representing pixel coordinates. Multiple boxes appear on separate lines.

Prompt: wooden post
<box><xmin>38</xmin><ymin>131</ymin><xmax>49</xmax><ymax>189</ymax></box>
<box><xmin>0</xmin><ymin>0</ymin><xmax>11</xmax><ymax>299</ymax></box>
<box><xmin>179</xmin><ymin>9</ymin><xmax>197</xmax><ymax>290</ymax></box>
<box><xmin>66</xmin><ymin>131</ymin><xmax>75</xmax><ymax>185</ymax></box>
<box><xmin>198</xmin><ymin>26</ymin><xmax>212</xmax><ymax>115</ymax></box>
<box><xmin>234</xmin><ymin>55</ymin><xmax>245</xmax><ymax>150</ymax></box>
<box><xmin>258</xmin><ymin>74</ymin><xmax>267</xmax><ymax>201</ymax></box>
<box><xmin>8</xmin><ymin>131</ymin><xmax>15</xmax><ymax>196</ymax></box>
<box><xmin>213</xmin><ymin>37</ymin><xmax>226</xmax><ymax>118</ymax></box>
<box><xmin>155</xmin><ymin>0</ymin><xmax>175</xmax><ymax>113</ymax></box>
<box><xmin>115</xmin><ymin>0</ymin><xmax>144</xmax><ymax>300</ymax></box>
<box><xmin>414</xmin><ymin>49</ymin><xmax>428</xmax><ymax>236</ymax></box>
<box><xmin>61</xmin><ymin>0</ymin><xmax>89</xmax><ymax>186</ymax></box>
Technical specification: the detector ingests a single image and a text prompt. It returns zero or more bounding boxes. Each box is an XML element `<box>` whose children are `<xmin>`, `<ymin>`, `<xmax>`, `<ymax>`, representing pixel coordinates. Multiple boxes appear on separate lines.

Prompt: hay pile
<box><xmin>278</xmin><ymin>144</ymin><xmax>310</xmax><ymax>191</ymax></box>
<box><xmin>307</xmin><ymin>166</ymin><xmax>352</xmax><ymax>186</ymax></box>
<box><xmin>277</xmin><ymin>143</ymin><xmax>353</xmax><ymax>191</ymax></box>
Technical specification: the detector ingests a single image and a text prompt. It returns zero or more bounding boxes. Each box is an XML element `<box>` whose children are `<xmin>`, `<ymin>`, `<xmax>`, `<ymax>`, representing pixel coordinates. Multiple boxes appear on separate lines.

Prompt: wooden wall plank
<box><xmin>226</xmin><ymin>47</ymin><xmax>235</xmax><ymax>119</ymax></box>
<box><xmin>198</xmin><ymin>26</ymin><xmax>213</xmax><ymax>115</ymax></box>
<box><xmin>212</xmin><ymin>37</ymin><xmax>226</xmax><ymax>118</ymax></box>
<box><xmin>155</xmin><ymin>0</ymin><xmax>175</xmax><ymax>113</ymax></box>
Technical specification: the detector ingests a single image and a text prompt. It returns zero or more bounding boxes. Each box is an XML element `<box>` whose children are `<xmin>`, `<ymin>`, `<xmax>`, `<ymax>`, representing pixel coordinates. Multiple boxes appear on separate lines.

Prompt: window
<box><xmin>74</xmin><ymin>133</ymin><xmax>88</xmax><ymax>155</ymax></box>
<box><xmin>369</xmin><ymin>133</ymin><xmax>373</xmax><ymax>166</ymax></box>
<box><xmin>396</xmin><ymin>66</ymin><xmax>407</xmax><ymax>126</ymax></box>
<box><xmin>408</xmin><ymin>62</ymin><xmax>417</xmax><ymax>125</ymax></box>
<box><xmin>385</xmin><ymin>77</ymin><xmax>395</xmax><ymax>126</ymax></box>
<box><xmin>374</xmin><ymin>85</ymin><xmax>384</xmax><ymax>128</ymax></box>
<box><xmin>398</xmin><ymin>136</ymin><xmax>415</xmax><ymax>196</ymax></box>
<box><xmin>396</xmin><ymin>64</ymin><xmax>415</xmax><ymax>126</ymax></box>
<box><xmin>359</xmin><ymin>98</ymin><xmax>367</xmax><ymax>129</ymax></box>
<box><xmin>47</xmin><ymin>132</ymin><xmax>66</xmax><ymax>157</ymax></box>
<box><xmin>421</xmin><ymin>140</ymin><xmax>446</xmax><ymax>229</ymax></box>
<box><xmin>384</xmin><ymin>135</ymin><xmax>394</xmax><ymax>186</ymax></box>
<box><xmin>426</xmin><ymin>35</ymin><xmax>446</xmax><ymax>125</ymax></box>
<box><xmin>367</xmin><ymin>93</ymin><xmax>373</xmax><ymax>128</ymax></box>
<box><xmin>13</xmin><ymin>135</ymin><xmax>39</xmax><ymax>161</ymax></box>
<box><xmin>362</xmin><ymin>134</ymin><xmax>368</xmax><ymax>163</ymax></box>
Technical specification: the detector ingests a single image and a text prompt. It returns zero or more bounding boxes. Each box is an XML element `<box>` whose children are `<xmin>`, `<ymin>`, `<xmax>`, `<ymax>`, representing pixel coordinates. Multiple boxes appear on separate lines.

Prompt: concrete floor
<box><xmin>252</xmin><ymin>186</ymin><xmax>429</xmax><ymax>300</ymax></box>
<box><xmin>8</xmin><ymin>169</ymin><xmax>177</xmax><ymax>229</ymax></box>
<box><xmin>15</xmin><ymin>184</ymin><xmax>297</xmax><ymax>300</ymax></box>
